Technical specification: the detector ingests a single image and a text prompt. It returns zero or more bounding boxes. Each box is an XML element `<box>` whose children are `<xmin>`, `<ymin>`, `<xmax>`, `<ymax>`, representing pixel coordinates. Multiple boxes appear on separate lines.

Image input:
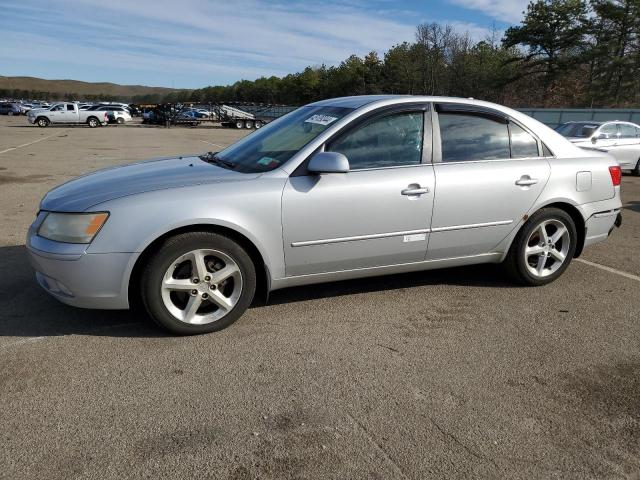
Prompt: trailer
<box><xmin>134</xmin><ymin>102</ymin><xmax>296</xmax><ymax>129</ymax></box>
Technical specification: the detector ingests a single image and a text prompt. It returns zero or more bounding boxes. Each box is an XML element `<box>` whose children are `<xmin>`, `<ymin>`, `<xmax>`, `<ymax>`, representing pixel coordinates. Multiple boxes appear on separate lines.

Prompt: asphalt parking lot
<box><xmin>1</xmin><ymin>116</ymin><xmax>639</xmax><ymax>479</ymax></box>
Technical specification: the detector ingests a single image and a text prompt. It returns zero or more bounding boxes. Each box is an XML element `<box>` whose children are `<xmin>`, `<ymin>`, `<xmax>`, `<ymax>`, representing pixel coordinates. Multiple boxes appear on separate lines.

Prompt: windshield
<box><xmin>555</xmin><ymin>122</ymin><xmax>601</xmax><ymax>138</ymax></box>
<box><xmin>211</xmin><ymin>106</ymin><xmax>353</xmax><ymax>173</ymax></box>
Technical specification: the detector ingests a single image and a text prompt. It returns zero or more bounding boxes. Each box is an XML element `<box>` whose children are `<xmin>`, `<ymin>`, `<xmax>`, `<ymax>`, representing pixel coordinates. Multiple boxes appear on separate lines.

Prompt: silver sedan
<box><xmin>27</xmin><ymin>96</ymin><xmax>623</xmax><ymax>334</ymax></box>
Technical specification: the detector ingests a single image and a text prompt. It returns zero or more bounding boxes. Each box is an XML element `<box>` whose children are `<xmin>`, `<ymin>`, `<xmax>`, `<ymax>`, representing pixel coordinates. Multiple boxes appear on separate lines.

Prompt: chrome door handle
<box><xmin>515</xmin><ymin>176</ymin><xmax>538</xmax><ymax>186</ymax></box>
<box><xmin>401</xmin><ymin>185</ymin><xmax>429</xmax><ymax>196</ymax></box>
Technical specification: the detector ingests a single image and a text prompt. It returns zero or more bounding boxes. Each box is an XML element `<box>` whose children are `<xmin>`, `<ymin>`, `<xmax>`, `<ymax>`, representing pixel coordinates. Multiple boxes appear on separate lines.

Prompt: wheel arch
<box><xmin>128</xmin><ymin>223</ymin><xmax>270</xmax><ymax>310</ymax></box>
<box><xmin>515</xmin><ymin>201</ymin><xmax>586</xmax><ymax>258</ymax></box>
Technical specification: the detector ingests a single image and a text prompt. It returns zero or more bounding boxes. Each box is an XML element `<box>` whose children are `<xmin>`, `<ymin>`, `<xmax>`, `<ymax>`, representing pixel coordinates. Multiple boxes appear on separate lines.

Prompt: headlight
<box><xmin>38</xmin><ymin>212</ymin><xmax>109</xmax><ymax>244</ymax></box>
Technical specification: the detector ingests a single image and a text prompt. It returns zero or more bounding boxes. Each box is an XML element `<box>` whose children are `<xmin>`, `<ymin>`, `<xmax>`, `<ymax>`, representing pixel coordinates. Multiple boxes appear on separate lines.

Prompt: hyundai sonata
<box><xmin>27</xmin><ymin>96</ymin><xmax>623</xmax><ymax>334</ymax></box>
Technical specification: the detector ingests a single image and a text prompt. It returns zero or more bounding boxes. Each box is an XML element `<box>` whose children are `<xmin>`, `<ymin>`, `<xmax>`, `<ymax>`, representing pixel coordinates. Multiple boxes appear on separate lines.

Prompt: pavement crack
<box><xmin>376</xmin><ymin>343</ymin><xmax>399</xmax><ymax>353</ymax></box>
<box><xmin>428</xmin><ymin>416</ymin><xmax>499</xmax><ymax>471</ymax></box>
<box><xmin>346</xmin><ymin>412</ymin><xmax>410</xmax><ymax>480</ymax></box>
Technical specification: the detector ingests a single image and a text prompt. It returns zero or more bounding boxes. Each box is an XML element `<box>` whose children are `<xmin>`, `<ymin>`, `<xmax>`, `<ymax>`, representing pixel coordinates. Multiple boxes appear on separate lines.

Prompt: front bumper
<box><xmin>27</xmin><ymin>233</ymin><xmax>137</xmax><ymax>310</ymax></box>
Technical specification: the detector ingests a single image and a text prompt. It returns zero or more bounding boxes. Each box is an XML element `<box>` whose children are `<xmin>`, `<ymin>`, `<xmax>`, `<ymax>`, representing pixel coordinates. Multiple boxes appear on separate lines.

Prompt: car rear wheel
<box><xmin>87</xmin><ymin>117</ymin><xmax>99</xmax><ymax>128</ymax></box>
<box><xmin>8</xmin><ymin>111</ymin><xmax>14</xmax><ymax>116</ymax></box>
<box><xmin>632</xmin><ymin>159</ymin><xmax>640</xmax><ymax>176</ymax></box>
<box><xmin>254</xmin><ymin>120</ymin><xmax>263</xmax><ymax>129</ymax></box>
<box><xmin>36</xmin><ymin>117</ymin><xmax>49</xmax><ymax>128</ymax></box>
<box><xmin>235</xmin><ymin>120</ymin><xmax>244</xmax><ymax>129</ymax></box>
<box><xmin>116</xmin><ymin>117</ymin><xmax>125</xmax><ymax>124</ymax></box>
<box><xmin>244</xmin><ymin>120</ymin><xmax>254</xmax><ymax>129</ymax></box>
<box><xmin>141</xmin><ymin>232</ymin><xmax>256</xmax><ymax>335</ymax></box>
<box><xmin>504</xmin><ymin>208</ymin><xmax>577</xmax><ymax>286</ymax></box>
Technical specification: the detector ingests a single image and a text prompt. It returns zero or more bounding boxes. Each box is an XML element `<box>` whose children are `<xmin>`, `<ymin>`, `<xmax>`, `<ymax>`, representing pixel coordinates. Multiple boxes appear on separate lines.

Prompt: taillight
<box><xmin>609</xmin><ymin>166</ymin><xmax>621</xmax><ymax>186</ymax></box>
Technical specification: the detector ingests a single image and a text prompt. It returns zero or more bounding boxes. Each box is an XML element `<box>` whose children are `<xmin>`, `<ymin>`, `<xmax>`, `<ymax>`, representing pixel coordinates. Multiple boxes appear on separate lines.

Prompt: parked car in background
<box><xmin>556</xmin><ymin>120</ymin><xmax>640</xmax><ymax>175</ymax></box>
<box><xmin>27</xmin><ymin>96</ymin><xmax>622</xmax><ymax>335</ymax></box>
<box><xmin>88</xmin><ymin>105</ymin><xmax>132</xmax><ymax>124</ymax></box>
<box><xmin>19</xmin><ymin>103</ymin><xmax>36</xmax><ymax>113</ymax></box>
<box><xmin>27</xmin><ymin>102</ymin><xmax>109</xmax><ymax>127</ymax></box>
<box><xmin>0</xmin><ymin>102</ymin><xmax>23</xmax><ymax>115</ymax></box>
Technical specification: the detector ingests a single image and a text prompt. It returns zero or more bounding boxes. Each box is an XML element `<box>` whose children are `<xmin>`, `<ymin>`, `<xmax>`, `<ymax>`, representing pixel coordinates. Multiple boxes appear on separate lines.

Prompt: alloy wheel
<box><xmin>523</xmin><ymin>219</ymin><xmax>570</xmax><ymax>278</ymax></box>
<box><xmin>160</xmin><ymin>249</ymin><xmax>242</xmax><ymax>325</ymax></box>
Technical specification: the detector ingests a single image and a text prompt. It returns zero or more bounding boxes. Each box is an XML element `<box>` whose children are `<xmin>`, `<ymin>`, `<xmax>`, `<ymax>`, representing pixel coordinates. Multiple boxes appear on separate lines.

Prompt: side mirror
<box><xmin>591</xmin><ymin>136</ymin><xmax>598</xmax><ymax>144</ymax></box>
<box><xmin>308</xmin><ymin>151</ymin><xmax>350</xmax><ymax>174</ymax></box>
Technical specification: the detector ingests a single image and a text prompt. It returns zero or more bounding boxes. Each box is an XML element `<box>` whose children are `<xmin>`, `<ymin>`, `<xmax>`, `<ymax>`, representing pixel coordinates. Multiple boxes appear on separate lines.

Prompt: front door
<box><xmin>427</xmin><ymin>106</ymin><xmax>551</xmax><ymax>260</ymax></box>
<box><xmin>47</xmin><ymin>104</ymin><xmax>65</xmax><ymax>123</ymax></box>
<box><xmin>282</xmin><ymin>110</ymin><xmax>435</xmax><ymax>277</ymax></box>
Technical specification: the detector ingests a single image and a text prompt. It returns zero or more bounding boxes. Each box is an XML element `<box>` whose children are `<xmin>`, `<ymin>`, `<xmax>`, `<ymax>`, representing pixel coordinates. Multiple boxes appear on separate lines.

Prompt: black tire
<box><xmin>36</xmin><ymin>117</ymin><xmax>49</xmax><ymax>128</ymax></box>
<box><xmin>140</xmin><ymin>232</ymin><xmax>256</xmax><ymax>335</ymax></box>
<box><xmin>254</xmin><ymin>120</ymin><xmax>263</xmax><ymax>129</ymax></box>
<box><xmin>87</xmin><ymin>117</ymin><xmax>99</xmax><ymax>128</ymax></box>
<box><xmin>504</xmin><ymin>207</ymin><xmax>577</xmax><ymax>286</ymax></box>
<box><xmin>8</xmin><ymin>111</ymin><xmax>14</xmax><ymax>116</ymax></box>
<box><xmin>632</xmin><ymin>159</ymin><xmax>640</xmax><ymax>177</ymax></box>
<box><xmin>116</xmin><ymin>117</ymin><xmax>125</xmax><ymax>125</ymax></box>
<box><xmin>244</xmin><ymin>120</ymin><xmax>254</xmax><ymax>129</ymax></box>
<box><xmin>235</xmin><ymin>120</ymin><xmax>244</xmax><ymax>129</ymax></box>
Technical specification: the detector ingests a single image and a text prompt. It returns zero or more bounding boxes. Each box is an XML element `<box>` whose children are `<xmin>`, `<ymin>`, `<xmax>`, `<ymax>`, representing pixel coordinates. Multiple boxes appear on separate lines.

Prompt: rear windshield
<box><xmin>555</xmin><ymin>122</ymin><xmax>601</xmax><ymax>138</ymax></box>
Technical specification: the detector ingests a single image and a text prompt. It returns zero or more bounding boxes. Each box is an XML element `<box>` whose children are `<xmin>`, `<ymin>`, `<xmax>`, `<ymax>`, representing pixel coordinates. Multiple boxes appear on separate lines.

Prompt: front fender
<box><xmin>86</xmin><ymin>178</ymin><xmax>288</xmax><ymax>279</ymax></box>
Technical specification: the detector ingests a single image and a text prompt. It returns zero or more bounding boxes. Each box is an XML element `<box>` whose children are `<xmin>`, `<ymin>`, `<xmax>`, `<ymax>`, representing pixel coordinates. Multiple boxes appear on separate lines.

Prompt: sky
<box><xmin>0</xmin><ymin>0</ymin><xmax>529</xmax><ymax>89</ymax></box>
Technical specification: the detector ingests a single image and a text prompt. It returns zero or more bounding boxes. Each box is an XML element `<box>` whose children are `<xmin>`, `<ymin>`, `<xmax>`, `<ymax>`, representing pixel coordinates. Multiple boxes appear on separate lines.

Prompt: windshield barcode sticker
<box><xmin>305</xmin><ymin>115</ymin><xmax>338</xmax><ymax>126</ymax></box>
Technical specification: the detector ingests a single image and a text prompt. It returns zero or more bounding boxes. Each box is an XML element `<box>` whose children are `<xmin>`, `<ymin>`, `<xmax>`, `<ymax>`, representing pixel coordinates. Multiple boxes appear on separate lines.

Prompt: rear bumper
<box><xmin>583</xmin><ymin>209</ymin><xmax>621</xmax><ymax>248</ymax></box>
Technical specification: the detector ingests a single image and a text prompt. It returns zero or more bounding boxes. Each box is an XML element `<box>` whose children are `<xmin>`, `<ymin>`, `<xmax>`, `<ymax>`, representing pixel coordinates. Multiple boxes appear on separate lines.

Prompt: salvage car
<box><xmin>27</xmin><ymin>102</ymin><xmax>109</xmax><ymax>127</ymax></box>
<box><xmin>556</xmin><ymin>120</ymin><xmax>640</xmax><ymax>175</ymax></box>
<box><xmin>27</xmin><ymin>96</ymin><xmax>623</xmax><ymax>334</ymax></box>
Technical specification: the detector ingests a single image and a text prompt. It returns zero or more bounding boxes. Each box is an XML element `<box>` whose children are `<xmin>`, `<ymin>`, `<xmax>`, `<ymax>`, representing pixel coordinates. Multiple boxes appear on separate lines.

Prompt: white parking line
<box><xmin>0</xmin><ymin>130</ymin><xmax>65</xmax><ymax>155</ymax></box>
<box><xmin>199</xmin><ymin>140</ymin><xmax>225</xmax><ymax>149</ymax></box>
<box><xmin>0</xmin><ymin>336</ymin><xmax>47</xmax><ymax>351</ymax></box>
<box><xmin>576</xmin><ymin>258</ymin><xmax>640</xmax><ymax>282</ymax></box>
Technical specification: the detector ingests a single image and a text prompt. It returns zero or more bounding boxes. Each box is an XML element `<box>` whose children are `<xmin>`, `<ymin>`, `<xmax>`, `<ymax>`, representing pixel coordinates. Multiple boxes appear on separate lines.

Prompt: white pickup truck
<box><xmin>27</xmin><ymin>103</ymin><xmax>109</xmax><ymax>128</ymax></box>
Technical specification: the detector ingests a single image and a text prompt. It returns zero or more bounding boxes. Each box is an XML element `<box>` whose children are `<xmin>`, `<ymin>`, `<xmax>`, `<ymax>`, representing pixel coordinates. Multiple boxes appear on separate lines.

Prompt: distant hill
<box><xmin>0</xmin><ymin>76</ymin><xmax>188</xmax><ymax>101</ymax></box>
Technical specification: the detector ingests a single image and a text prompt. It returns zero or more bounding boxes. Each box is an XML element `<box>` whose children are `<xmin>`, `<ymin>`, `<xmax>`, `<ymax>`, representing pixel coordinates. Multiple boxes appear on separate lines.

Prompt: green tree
<box><xmin>503</xmin><ymin>0</ymin><xmax>590</xmax><ymax>102</ymax></box>
<box><xmin>587</xmin><ymin>0</ymin><xmax>640</xmax><ymax>105</ymax></box>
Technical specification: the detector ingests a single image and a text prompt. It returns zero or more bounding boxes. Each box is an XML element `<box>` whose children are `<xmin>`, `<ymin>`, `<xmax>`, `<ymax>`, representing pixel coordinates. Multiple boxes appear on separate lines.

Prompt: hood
<box><xmin>41</xmin><ymin>155</ymin><xmax>260</xmax><ymax>212</ymax></box>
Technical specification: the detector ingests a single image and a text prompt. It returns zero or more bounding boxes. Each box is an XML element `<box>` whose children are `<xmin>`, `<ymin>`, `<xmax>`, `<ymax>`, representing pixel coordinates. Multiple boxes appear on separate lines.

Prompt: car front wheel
<box><xmin>36</xmin><ymin>117</ymin><xmax>49</xmax><ymax>127</ymax></box>
<box><xmin>141</xmin><ymin>232</ymin><xmax>256</xmax><ymax>335</ymax></box>
<box><xmin>504</xmin><ymin>208</ymin><xmax>577</xmax><ymax>286</ymax></box>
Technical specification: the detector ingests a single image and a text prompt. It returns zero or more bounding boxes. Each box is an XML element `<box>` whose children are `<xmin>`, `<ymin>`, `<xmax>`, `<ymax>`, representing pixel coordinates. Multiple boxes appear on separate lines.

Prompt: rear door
<box><xmin>427</xmin><ymin>104</ymin><xmax>551</xmax><ymax>260</ymax></box>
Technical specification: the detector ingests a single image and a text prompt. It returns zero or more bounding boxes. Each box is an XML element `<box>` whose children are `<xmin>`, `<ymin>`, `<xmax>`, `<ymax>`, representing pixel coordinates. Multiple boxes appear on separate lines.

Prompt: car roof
<box><xmin>308</xmin><ymin>94</ymin><xmax>528</xmax><ymax>111</ymax></box>
<box><xmin>560</xmin><ymin>121</ymin><xmax>604</xmax><ymax>125</ymax></box>
<box><xmin>310</xmin><ymin>95</ymin><xmax>602</xmax><ymax>159</ymax></box>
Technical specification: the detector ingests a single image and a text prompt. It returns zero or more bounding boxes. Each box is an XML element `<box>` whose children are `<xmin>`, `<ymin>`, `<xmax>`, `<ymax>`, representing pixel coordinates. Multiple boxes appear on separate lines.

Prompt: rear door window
<box><xmin>439</xmin><ymin>112</ymin><xmax>510</xmax><ymax>162</ymax></box>
<box><xmin>510</xmin><ymin>123</ymin><xmax>540</xmax><ymax>158</ymax></box>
